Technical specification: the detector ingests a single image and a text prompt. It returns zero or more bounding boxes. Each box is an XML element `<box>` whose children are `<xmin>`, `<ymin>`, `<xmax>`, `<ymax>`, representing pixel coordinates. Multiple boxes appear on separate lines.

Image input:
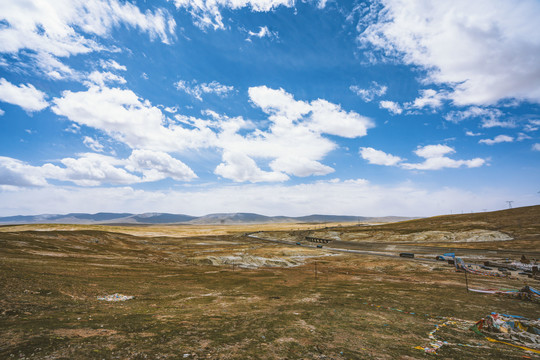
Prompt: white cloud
<box><xmin>358</xmin><ymin>0</ymin><xmax>540</xmax><ymax>105</ymax></box>
<box><xmin>52</xmin><ymin>86</ymin><xmax>217</xmax><ymax>152</ymax></box>
<box><xmin>379</xmin><ymin>100</ymin><xmax>402</xmax><ymax>115</ymax></box>
<box><xmin>248</xmin><ymin>86</ymin><xmax>311</xmax><ymax>121</ymax></box>
<box><xmin>31</xmin><ymin>52</ymin><xmax>78</xmax><ymax>80</ymax></box>
<box><xmin>52</xmin><ymin>84</ymin><xmax>374</xmax><ymax>182</ymax></box>
<box><xmin>43</xmin><ymin>153</ymin><xmax>141</xmax><ymax>186</ymax></box>
<box><xmin>84</xmin><ymin>71</ymin><xmax>127</xmax><ymax>87</ymax></box>
<box><xmin>126</xmin><ymin>149</ymin><xmax>197</xmax><ymax>182</ymax></box>
<box><xmin>479</xmin><ymin>135</ymin><xmax>514</xmax><ymax>145</ymax></box>
<box><xmin>524</xmin><ymin>120</ymin><xmax>540</xmax><ymax>132</ymax></box>
<box><xmin>444</xmin><ymin>107</ymin><xmax>515</xmax><ymax>128</ymax></box>
<box><xmin>360</xmin><ymin>147</ymin><xmax>402</xmax><ymax>166</ymax></box>
<box><xmin>164</xmin><ymin>106</ymin><xmax>178</xmax><ymax>113</ymax></box>
<box><xmin>65</xmin><ymin>124</ymin><xmax>81</xmax><ymax>134</ymax></box>
<box><xmin>175</xmin><ymin>80</ymin><xmax>234</xmax><ymax>101</ymax></box>
<box><xmin>0</xmin><ymin>108</ymin><xmax>4</xmax><ymax>116</ymax></box>
<box><xmin>170</xmin><ymin>0</ymin><xmax>294</xmax><ymax>30</ymax></box>
<box><xmin>465</xmin><ymin>131</ymin><xmax>482</xmax><ymax>137</ymax></box>
<box><xmin>269</xmin><ymin>157</ymin><xmax>334</xmax><ymax>177</ymax></box>
<box><xmin>407</xmin><ymin>89</ymin><xmax>446</xmax><ymax>110</ymax></box>
<box><xmin>214</xmin><ymin>151</ymin><xmax>288</xmax><ymax>183</ymax></box>
<box><xmin>532</xmin><ymin>143</ymin><xmax>540</xmax><ymax>151</ymax></box>
<box><xmin>0</xmin><ymin>78</ymin><xmax>48</xmax><ymax>112</ymax></box>
<box><xmin>517</xmin><ymin>133</ymin><xmax>531</xmax><ymax>141</ymax></box>
<box><xmin>0</xmin><ymin>157</ymin><xmax>48</xmax><ymax>187</ymax></box>
<box><xmin>0</xmin><ymin>151</ymin><xmax>197</xmax><ymax>187</ymax></box>
<box><xmin>0</xmin><ymin>179</ymin><xmax>534</xmax><ymax>218</ymax></box>
<box><xmin>83</xmin><ymin>136</ymin><xmax>105</xmax><ymax>152</ymax></box>
<box><xmin>309</xmin><ymin>99</ymin><xmax>374</xmax><ymax>138</ymax></box>
<box><xmin>360</xmin><ymin>144</ymin><xmax>485</xmax><ymax>170</ymax></box>
<box><xmin>401</xmin><ymin>144</ymin><xmax>485</xmax><ymax>170</ymax></box>
<box><xmin>0</xmin><ymin>0</ymin><xmax>175</xmax><ymax>81</ymax></box>
<box><xmin>247</xmin><ymin>26</ymin><xmax>278</xmax><ymax>41</ymax></box>
<box><xmin>350</xmin><ymin>81</ymin><xmax>387</xmax><ymax>102</ymax></box>
<box><xmin>414</xmin><ymin>144</ymin><xmax>454</xmax><ymax>159</ymax></box>
<box><xmin>99</xmin><ymin>59</ymin><xmax>127</xmax><ymax>71</ymax></box>
<box><xmin>0</xmin><ymin>0</ymin><xmax>175</xmax><ymax>57</ymax></box>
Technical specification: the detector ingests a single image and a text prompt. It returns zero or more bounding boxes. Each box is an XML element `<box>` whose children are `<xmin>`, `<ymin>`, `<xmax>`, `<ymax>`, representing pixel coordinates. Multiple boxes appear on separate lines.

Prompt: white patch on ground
<box><xmin>191</xmin><ymin>253</ymin><xmax>331</xmax><ymax>268</ymax></box>
<box><xmin>347</xmin><ymin>229</ymin><xmax>512</xmax><ymax>243</ymax></box>
<box><xmin>197</xmin><ymin>255</ymin><xmax>303</xmax><ymax>268</ymax></box>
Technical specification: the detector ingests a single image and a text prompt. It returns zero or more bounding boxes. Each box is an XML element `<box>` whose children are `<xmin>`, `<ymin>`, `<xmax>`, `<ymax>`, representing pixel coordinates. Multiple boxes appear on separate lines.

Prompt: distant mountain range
<box><xmin>0</xmin><ymin>212</ymin><xmax>413</xmax><ymax>225</ymax></box>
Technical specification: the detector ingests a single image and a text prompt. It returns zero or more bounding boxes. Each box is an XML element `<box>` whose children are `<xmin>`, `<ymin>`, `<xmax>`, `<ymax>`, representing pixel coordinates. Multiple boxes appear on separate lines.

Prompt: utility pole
<box><xmin>506</xmin><ymin>201</ymin><xmax>514</xmax><ymax>209</ymax></box>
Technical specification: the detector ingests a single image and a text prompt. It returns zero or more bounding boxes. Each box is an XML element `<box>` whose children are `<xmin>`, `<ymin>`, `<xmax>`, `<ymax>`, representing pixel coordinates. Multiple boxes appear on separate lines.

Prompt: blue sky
<box><xmin>0</xmin><ymin>0</ymin><xmax>539</xmax><ymax>217</ymax></box>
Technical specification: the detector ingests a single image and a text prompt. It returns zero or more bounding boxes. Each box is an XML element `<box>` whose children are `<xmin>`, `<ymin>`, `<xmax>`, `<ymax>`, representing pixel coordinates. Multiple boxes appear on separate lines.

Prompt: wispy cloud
<box><xmin>246</xmin><ymin>26</ymin><xmax>278</xmax><ymax>41</ymax></box>
<box><xmin>350</xmin><ymin>81</ymin><xmax>387</xmax><ymax>102</ymax></box>
<box><xmin>479</xmin><ymin>135</ymin><xmax>514</xmax><ymax>145</ymax></box>
<box><xmin>175</xmin><ymin>80</ymin><xmax>234</xmax><ymax>101</ymax></box>
<box><xmin>169</xmin><ymin>0</ymin><xmax>294</xmax><ymax>30</ymax></box>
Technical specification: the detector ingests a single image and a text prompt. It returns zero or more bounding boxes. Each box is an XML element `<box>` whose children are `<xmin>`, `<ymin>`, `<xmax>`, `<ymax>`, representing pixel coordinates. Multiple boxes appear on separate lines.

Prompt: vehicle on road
<box><xmin>436</xmin><ymin>252</ymin><xmax>455</xmax><ymax>261</ymax></box>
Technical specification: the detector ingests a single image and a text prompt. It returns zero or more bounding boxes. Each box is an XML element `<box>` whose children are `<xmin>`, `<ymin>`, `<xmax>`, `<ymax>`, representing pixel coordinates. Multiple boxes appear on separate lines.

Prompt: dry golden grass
<box><xmin>0</xmin><ymin>222</ymin><xmax>351</xmax><ymax>238</ymax></box>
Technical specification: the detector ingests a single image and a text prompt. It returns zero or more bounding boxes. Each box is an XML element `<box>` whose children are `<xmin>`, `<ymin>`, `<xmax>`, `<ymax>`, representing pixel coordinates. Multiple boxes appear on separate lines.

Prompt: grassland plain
<box><xmin>1</xmin><ymin>207</ymin><xmax>539</xmax><ymax>359</ymax></box>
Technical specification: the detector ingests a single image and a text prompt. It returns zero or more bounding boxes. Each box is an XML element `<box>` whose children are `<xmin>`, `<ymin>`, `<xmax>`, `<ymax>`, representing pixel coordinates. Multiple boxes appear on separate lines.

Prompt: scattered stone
<box><xmin>97</xmin><ymin>293</ymin><xmax>134</xmax><ymax>302</ymax></box>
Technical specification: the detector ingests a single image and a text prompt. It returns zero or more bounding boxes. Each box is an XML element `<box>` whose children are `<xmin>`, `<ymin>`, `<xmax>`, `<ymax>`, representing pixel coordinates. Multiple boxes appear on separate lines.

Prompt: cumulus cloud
<box><xmin>0</xmin><ymin>151</ymin><xmax>197</xmax><ymax>187</ymax></box>
<box><xmin>215</xmin><ymin>151</ymin><xmax>288</xmax><ymax>183</ymax></box>
<box><xmin>0</xmin><ymin>78</ymin><xmax>48</xmax><ymax>112</ymax></box>
<box><xmin>126</xmin><ymin>149</ymin><xmax>197</xmax><ymax>182</ymax></box>
<box><xmin>43</xmin><ymin>153</ymin><xmax>141</xmax><ymax>186</ymax></box>
<box><xmin>170</xmin><ymin>0</ymin><xmax>294</xmax><ymax>30</ymax></box>
<box><xmin>358</xmin><ymin>0</ymin><xmax>540</xmax><ymax>105</ymax></box>
<box><xmin>350</xmin><ymin>81</ymin><xmax>387</xmax><ymax>102</ymax></box>
<box><xmin>379</xmin><ymin>100</ymin><xmax>402</xmax><ymax>115</ymax></box>
<box><xmin>52</xmin><ymin>84</ymin><xmax>374</xmax><ymax>183</ymax></box>
<box><xmin>360</xmin><ymin>145</ymin><xmax>485</xmax><ymax>170</ymax></box>
<box><xmin>52</xmin><ymin>86</ymin><xmax>217</xmax><ymax>152</ymax></box>
<box><xmin>359</xmin><ymin>147</ymin><xmax>402</xmax><ymax>166</ymax></box>
<box><xmin>479</xmin><ymin>135</ymin><xmax>514</xmax><ymax>145</ymax></box>
<box><xmin>175</xmin><ymin>80</ymin><xmax>234</xmax><ymax>101</ymax></box>
<box><xmin>532</xmin><ymin>143</ymin><xmax>540</xmax><ymax>151</ymax></box>
<box><xmin>465</xmin><ymin>131</ymin><xmax>482</xmax><ymax>137</ymax></box>
<box><xmin>401</xmin><ymin>145</ymin><xmax>485</xmax><ymax>170</ymax></box>
<box><xmin>0</xmin><ymin>157</ymin><xmax>49</xmax><ymax>187</ymax></box>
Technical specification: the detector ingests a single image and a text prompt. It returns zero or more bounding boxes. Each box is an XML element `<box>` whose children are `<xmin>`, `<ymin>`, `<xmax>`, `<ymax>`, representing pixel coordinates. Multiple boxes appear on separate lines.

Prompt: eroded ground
<box><xmin>1</xmin><ymin>224</ymin><xmax>539</xmax><ymax>359</ymax></box>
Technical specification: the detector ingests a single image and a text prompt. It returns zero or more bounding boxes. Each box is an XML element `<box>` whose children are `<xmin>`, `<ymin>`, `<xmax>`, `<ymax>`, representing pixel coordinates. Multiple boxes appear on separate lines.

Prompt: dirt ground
<box><xmin>1</xmin><ymin>221</ymin><xmax>539</xmax><ymax>359</ymax></box>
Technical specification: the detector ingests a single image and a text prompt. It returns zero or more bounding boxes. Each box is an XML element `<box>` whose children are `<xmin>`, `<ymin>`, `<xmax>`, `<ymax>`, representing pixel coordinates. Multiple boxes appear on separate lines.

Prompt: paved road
<box><xmin>245</xmin><ymin>232</ymin><xmax>540</xmax><ymax>266</ymax></box>
<box><xmin>246</xmin><ymin>233</ymin><xmax>438</xmax><ymax>263</ymax></box>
